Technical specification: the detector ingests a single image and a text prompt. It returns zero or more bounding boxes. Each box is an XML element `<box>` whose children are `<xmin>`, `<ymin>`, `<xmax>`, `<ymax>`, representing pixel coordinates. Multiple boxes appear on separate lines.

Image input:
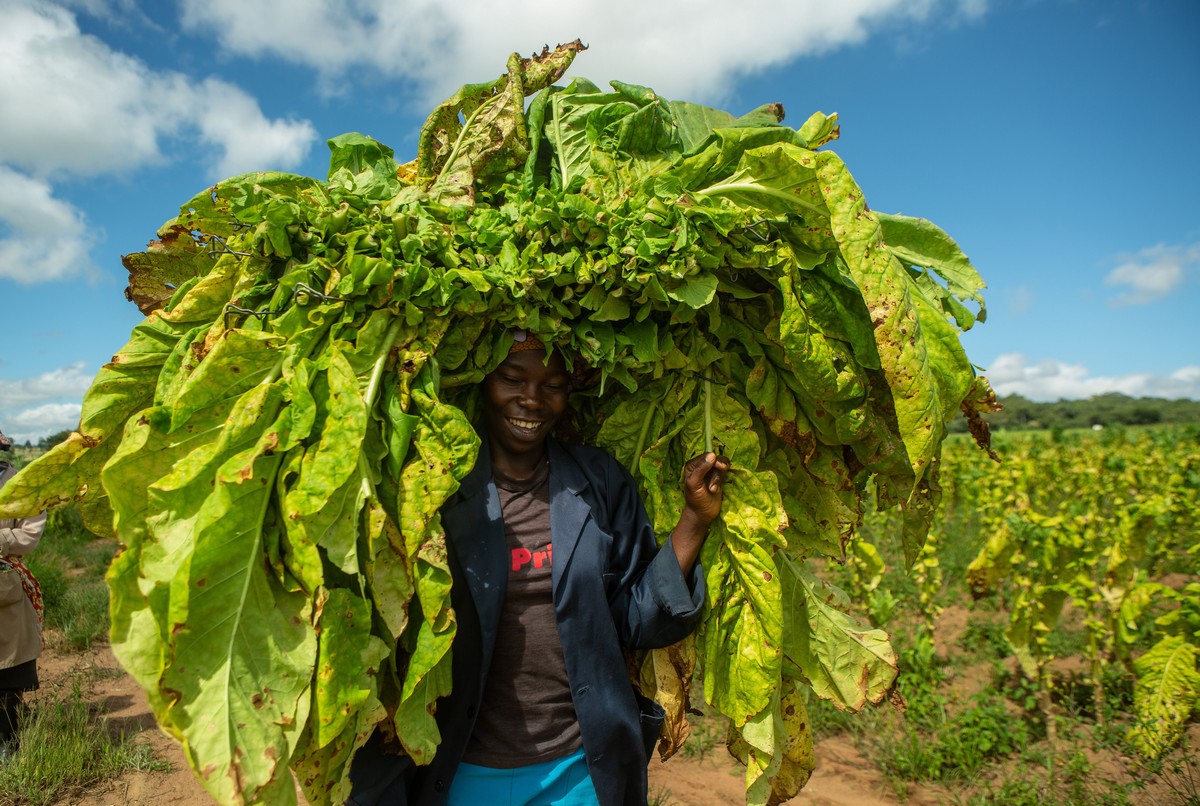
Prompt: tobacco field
<box><xmin>813</xmin><ymin>423</ymin><xmax>1200</xmax><ymax>803</ymax></box>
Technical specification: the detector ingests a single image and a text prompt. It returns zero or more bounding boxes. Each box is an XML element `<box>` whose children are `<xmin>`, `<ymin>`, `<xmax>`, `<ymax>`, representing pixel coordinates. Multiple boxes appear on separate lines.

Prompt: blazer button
<box><xmin>434</xmin><ymin>779</ymin><xmax>445</xmax><ymax>792</ymax></box>
<box><xmin>466</xmin><ymin>705</ymin><xmax>476</xmax><ymax>718</ymax></box>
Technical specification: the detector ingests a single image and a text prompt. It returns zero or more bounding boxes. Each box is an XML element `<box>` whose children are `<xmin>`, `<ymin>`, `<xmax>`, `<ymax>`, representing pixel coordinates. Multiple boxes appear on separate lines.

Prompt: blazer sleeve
<box><xmin>599</xmin><ymin>454</ymin><xmax>706</xmax><ymax>650</ymax></box>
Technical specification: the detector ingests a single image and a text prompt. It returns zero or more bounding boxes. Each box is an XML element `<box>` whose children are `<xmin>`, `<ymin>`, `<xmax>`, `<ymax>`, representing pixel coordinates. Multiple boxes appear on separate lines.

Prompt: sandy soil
<box><xmin>31</xmin><ymin>642</ymin><xmax>915</xmax><ymax>806</ymax></box>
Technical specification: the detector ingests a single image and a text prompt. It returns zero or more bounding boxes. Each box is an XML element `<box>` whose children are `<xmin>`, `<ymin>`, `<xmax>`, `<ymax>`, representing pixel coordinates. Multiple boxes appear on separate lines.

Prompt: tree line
<box><xmin>951</xmin><ymin>392</ymin><xmax>1200</xmax><ymax>433</ymax></box>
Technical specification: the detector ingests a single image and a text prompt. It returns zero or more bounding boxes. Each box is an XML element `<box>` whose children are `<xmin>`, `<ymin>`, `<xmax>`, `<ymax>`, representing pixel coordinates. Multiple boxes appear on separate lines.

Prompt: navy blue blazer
<box><xmin>349</xmin><ymin>437</ymin><xmax>707</xmax><ymax>805</ymax></box>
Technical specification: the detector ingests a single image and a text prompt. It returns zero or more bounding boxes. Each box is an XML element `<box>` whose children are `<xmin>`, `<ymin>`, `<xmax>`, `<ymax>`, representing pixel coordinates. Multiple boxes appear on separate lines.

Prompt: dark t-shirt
<box><xmin>461</xmin><ymin>459</ymin><xmax>582</xmax><ymax>767</ymax></box>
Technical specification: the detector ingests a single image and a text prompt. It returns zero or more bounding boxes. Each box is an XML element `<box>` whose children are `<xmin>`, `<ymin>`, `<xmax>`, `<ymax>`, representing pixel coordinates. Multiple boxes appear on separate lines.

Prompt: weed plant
<box><xmin>678</xmin><ymin>700</ymin><xmax>727</xmax><ymax>762</ymax></box>
<box><xmin>0</xmin><ymin>675</ymin><xmax>168</xmax><ymax>806</ymax></box>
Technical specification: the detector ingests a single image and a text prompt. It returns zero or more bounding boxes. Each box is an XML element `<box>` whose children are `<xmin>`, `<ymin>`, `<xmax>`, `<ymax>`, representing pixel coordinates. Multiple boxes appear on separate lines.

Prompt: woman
<box><xmin>0</xmin><ymin>429</ymin><xmax>47</xmax><ymax>760</ymax></box>
<box><xmin>351</xmin><ymin>333</ymin><xmax>730</xmax><ymax>805</ymax></box>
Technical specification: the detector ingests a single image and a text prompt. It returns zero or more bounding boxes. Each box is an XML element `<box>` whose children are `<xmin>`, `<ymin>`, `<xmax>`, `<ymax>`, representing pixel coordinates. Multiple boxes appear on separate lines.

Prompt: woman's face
<box><xmin>482</xmin><ymin>348</ymin><xmax>570</xmax><ymax>467</ymax></box>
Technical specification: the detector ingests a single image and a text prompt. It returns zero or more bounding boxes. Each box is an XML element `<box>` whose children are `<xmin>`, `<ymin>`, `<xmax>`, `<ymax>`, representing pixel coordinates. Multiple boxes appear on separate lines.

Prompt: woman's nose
<box><xmin>518</xmin><ymin>383</ymin><xmax>542</xmax><ymax>409</ymax></box>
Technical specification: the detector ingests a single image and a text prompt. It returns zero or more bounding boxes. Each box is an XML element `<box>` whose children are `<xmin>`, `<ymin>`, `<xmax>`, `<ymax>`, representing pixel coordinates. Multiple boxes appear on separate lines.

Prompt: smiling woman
<box><xmin>348</xmin><ymin>331</ymin><xmax>731</xmax><ymax>806</ymax></box>
<box><xmin>481</xmin><ymin>333</ymin><xmax>572</xmax><ymax>477</ymax></box>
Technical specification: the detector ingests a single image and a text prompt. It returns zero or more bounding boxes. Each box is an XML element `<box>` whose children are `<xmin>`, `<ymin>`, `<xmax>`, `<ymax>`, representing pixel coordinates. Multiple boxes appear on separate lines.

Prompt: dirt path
<box><xmin>37</xmin><ymin>643</ymin><xmax>912</xmax><ymax>806</ymax></box>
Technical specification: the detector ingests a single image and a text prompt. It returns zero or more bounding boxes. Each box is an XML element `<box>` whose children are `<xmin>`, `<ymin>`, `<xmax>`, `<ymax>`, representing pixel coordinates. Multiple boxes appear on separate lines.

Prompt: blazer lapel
<box><xmin>547</xmin><ymin>439</ymin><xmax>592</xmax><ymax>596</ymax></box>
<box><xmin>441</xmin><ymin>439</ymin><xmax>507</xmax><ymax>637</ymax></box>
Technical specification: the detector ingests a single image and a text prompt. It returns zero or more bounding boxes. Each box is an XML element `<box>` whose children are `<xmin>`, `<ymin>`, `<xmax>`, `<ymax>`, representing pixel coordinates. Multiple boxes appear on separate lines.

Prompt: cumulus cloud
<box><xmin>4</xmin><ymin>402</ymin><xmax>83</xmax><ymax>444</ymax></box>
<box><xmin>0</xmin><ymin>361</ymin><xmax>94</xmax><ymax>443</ymax></box>
<box><xmin>1105</xmin><ymin>242</ymin><xmax>1199</xmax><ymax>306</ymax></box>
<box><xmin>0</xmin><ymin>1</ymin><xmax>319</xmax><ymax>282</ymax></box>
<box><xmin>0</xmin><ymin>361</ymin><xmax>94</xmax><ymax>409</ymax></box>
<box><xmin>0</xmin><ymin>166</ymin><xmax>97</xmax><ymax>282</ymax></box>
<box><xmin>0</xmin><ymin>2</ymin><xmax>318</xmax><ymax>179</ymax></box>
<box><xmin>178</xmin><ymin>0</ymin><xmax>988</xmax><ymax>105</ymax></box>
<box><xmin>985</xmin><ymin>352</ymin><xmax>1200</xmax><ymax>402</ymax></box>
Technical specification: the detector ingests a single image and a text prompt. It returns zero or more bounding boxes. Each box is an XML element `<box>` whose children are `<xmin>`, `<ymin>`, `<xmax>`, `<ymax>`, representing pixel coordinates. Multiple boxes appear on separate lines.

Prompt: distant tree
<box><xmin>986</xmin><ymin>394</ymin><xmax>1200</xmax><ymax>431</ymax></box>
<box><xmin>37</xmin><ymin>430</ymin><xmax>72</xmax><ymax>450</ymax></box>
<box><xmin>1126</xmin><ymin>406</ymin><xmax>1162</xmax><ymax>426</ymax></box>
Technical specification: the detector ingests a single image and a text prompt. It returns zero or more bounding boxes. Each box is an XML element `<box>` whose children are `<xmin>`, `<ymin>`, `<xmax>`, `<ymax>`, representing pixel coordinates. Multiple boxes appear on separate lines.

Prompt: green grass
<box><xmin>648</xmin><ymin>785</ymin><xmax>676</xmax><ymax>805</ymax></box>
<box><xmin>678</xmin><ymin>701</ymin><xmax>727</xmax><ymax>761</ymax></box>
<box><xmin>0</xmin><ymin>503</ymin><xmax>167</xmax><ymax>804</ymax></box>
<box><xmin>23</xmin><ymin>505</ymin><xmax>115</xmax><ymax>651</ymax></box>
<box><xmin>0</xmin><ymin>675</ymin><xmax>170</xmax><ymax>806</ymax></box>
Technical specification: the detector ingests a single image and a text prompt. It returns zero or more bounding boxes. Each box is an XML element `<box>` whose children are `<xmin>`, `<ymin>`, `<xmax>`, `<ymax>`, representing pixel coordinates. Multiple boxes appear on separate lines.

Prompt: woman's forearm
<box><xmin>0</xmin><ymin>512</ymin><xmax>46</xmax><ymax>557</ymax></box>
<box><xmin>669</xmin><ymin>508</ymin><xmax>711</xmax><ymax>577</ymax></box>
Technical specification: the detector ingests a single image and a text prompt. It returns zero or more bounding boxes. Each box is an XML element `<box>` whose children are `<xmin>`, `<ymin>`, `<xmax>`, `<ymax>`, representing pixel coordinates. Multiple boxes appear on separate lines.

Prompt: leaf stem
<box><xmin>631</xmin><ymin>402</ymin><xmax>658</xmax><ymax>479</ymax></box>
<box><xmin>364</xmin><ymin>316</ymin><xmax>405</xmax><ymax>410</ymax></box>
<box><xmin>693</xmin><ymin>180</ymin><xmax>825</xmax><ymax>217</ymax></box>
<box><xmin>704</xmin><ymin>378</ymin><xmax>713</xmax><ymax>455</ymax></box>
<box><xmin>359</xmin><ymin>316</ymin><xmax>406</xmax><ymax>498</ymax></box>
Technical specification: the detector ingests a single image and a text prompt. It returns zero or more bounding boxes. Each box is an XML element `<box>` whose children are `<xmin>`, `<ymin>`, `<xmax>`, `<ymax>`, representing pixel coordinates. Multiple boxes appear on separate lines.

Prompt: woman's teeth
<box><xmin>509</xmin><ymin>418</ymin><xmax>541</xmax><ymax>430</ymax></box>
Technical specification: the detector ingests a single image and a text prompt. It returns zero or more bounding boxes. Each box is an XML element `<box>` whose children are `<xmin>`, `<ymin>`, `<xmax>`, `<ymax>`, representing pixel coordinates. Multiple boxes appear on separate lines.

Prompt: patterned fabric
<box><xmin>508</xmin><ymin>329</ymin><xmax>546</xmax><ymax>353</ymax></box>
<box><xmin>0</xmin><ymin>558</ymin><xmax>41</xmax><ymax>627</ymax></box>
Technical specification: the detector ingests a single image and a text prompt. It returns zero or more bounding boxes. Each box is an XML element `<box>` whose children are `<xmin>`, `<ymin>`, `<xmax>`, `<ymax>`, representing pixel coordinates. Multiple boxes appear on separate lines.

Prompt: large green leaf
<box><xmin>283</xmin><ymin>347</ymin><xmax>370</xmax><ymax>575</ymax></box>
<box><xmin>780</xmin><ymin>557</ymin><xmax>897</xmax><ymax>710</ymax></box>
<box><xmin>421</xmin><ymin>43</ymin><xmax>585</xmax><ymax>204</ymax></box>
<box><xmin>1130</xmin><ymin>635</ymin><xmax>1200</xmax><ymax>757</ymax></box>
<box><xmin>160</xmin><ymin>409</ymin><xmax>315</xmax><ymax>806</ymax></box>
<box><xmin>691</xmin><ymin>141</ymin><xmax>825</xmax><ymax>217</ymax></box>
<box><xmin>815</xmin><ymin>151</ymin><xmax>946</xmax><ymax>492</ymax></box>
<box><xmin>670</xmin><ymin>100</ymin><xmax>787</xmax><ymax>154</ymax></box>
<box><xmin>699</xmin><ymin>468</ymin><xmax>786</xmax><ymax>725</ymax></box>
<box><xmin>728</xmin><ymin>682</ymin><xmax>814</xmax><ymax>805</ymax></box>
<box><xmin>5</xmin><ymin>46</ymin><xmax>994</xmax><ymax>805</ymax></box>
<box><xmin>877</xmin><ymin>211</ymin><xmax>986</xmax><ymax>329</ymax></box>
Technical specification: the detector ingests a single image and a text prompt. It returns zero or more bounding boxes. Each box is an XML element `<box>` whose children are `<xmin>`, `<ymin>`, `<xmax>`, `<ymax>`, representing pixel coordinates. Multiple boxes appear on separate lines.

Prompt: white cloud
<box><xmin>1105</xmin><ymin>242</ymin><xmax>1199</xmax><ymax>306</ymax></box>
<box><xmin>0</xmin><ymin>361</ymin><xmax>94</xmax><ymax>409</ymax></box>
<box><xmin>178</xmin><ymin>0</ymin><xmax>988</xmax><ymax>105</ymax></box>
<box><xmin>0</xmin><ymin>2</ymin><xmax>317</xmax><ymax>179</ymax></box>
<box><xmin>0</xmin><ymin>166</ymin><xmax>97</xmax><ymax>282</ymax></box>
<box><xmin>55</xmin><ymin>0</ymin><xmax>151</xmax><ymax>25</ymax></box>
<box><xmin>986</xmin><ymin>352</ymin><xmax>1200</xmax><ymax>402</ymax></box>
<box><xmin>188</xmin><ymin>81</ymin><xmax>319</xmax><ymax>178</ymax></box>
<box><xmin>0</xmin><ymin>361</ymin><xmax>94</xmax><ymax>443</ymax></box>
<box><xmin>0</xmin><ymin>1</ymin><xmax>318</xmax><ymax>282</ymax></box>
<box><xmin>4</xmin><ymin>402</ymin><xmax>83</xmax><ymax>443</ymax></box>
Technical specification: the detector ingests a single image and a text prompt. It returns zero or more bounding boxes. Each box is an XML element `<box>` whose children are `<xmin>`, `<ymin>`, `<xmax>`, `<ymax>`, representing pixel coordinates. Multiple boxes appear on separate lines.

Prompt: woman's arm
<box><xmin>598</xmin><ymin>449</ymin><xmax>730</xmax><ymax>649</ymax></box>
<box><xmin>669</xmin><ymin>452</ymin><xmax>731</xmax><ymax>577</ymax></box>
<box><xmin>0</xmin><ymin>512</ymin><xmax>46</xmax><ymax>557</ymax></box>
<box><xmin>0</xmin><ymin>466</ymin><xmax>46</xmax><ymax>557</ymax></box>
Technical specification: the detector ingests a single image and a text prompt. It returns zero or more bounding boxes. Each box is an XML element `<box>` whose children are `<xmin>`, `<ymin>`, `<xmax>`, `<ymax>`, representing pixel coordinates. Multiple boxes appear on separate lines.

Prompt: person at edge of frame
<box><xmin>348</xmin><ymin>329</ymin><xmax>731</xmax><ymax>805</ymax></box>
<box><xmin>0</xmin><ymin>428</ymin><xmax>48</xmax><ymax>761</ymax></box>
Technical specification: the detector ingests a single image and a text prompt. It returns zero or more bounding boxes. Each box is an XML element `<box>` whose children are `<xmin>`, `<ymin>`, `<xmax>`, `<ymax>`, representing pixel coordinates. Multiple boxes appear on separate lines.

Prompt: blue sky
<box><xmin>1</xmin><ymin>0</ymin><xmax>1198</xmax><ymax>444</ymax></box>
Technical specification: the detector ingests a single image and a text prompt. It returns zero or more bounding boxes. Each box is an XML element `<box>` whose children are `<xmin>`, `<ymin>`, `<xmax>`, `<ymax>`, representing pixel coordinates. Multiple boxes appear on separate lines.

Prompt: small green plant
<box><xmin>679</xmin><ymin>704</ymin><xmax>727</xmax><ymax>761</ymax></box>
<box><xmin>648</xmin><ymin>786</ymin><xmax>676</xmax><ymax>806</ymax></box>
<box><xmin>0</xmin><ymin>676</ymin><xmax>169</xmax><ymax>806</ymax></box>
<box><xmin>894</xmin><ymin>626</ymin><xmax>947</xmax><ymax>728</ymax></box>
<box><xmin>876</xmin><ymin>691</ymin><xmax>1032</xmax><ymax>785</ymax></box>
<box><xmin>48</xmin><ymin>581</ymin><xmax>111</xmax><ymax>650</ymax></box>
<box><xmin>959</xmin><ymin>614</ymin><xmax>1010</xmax><ymax>661</ymax></box>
